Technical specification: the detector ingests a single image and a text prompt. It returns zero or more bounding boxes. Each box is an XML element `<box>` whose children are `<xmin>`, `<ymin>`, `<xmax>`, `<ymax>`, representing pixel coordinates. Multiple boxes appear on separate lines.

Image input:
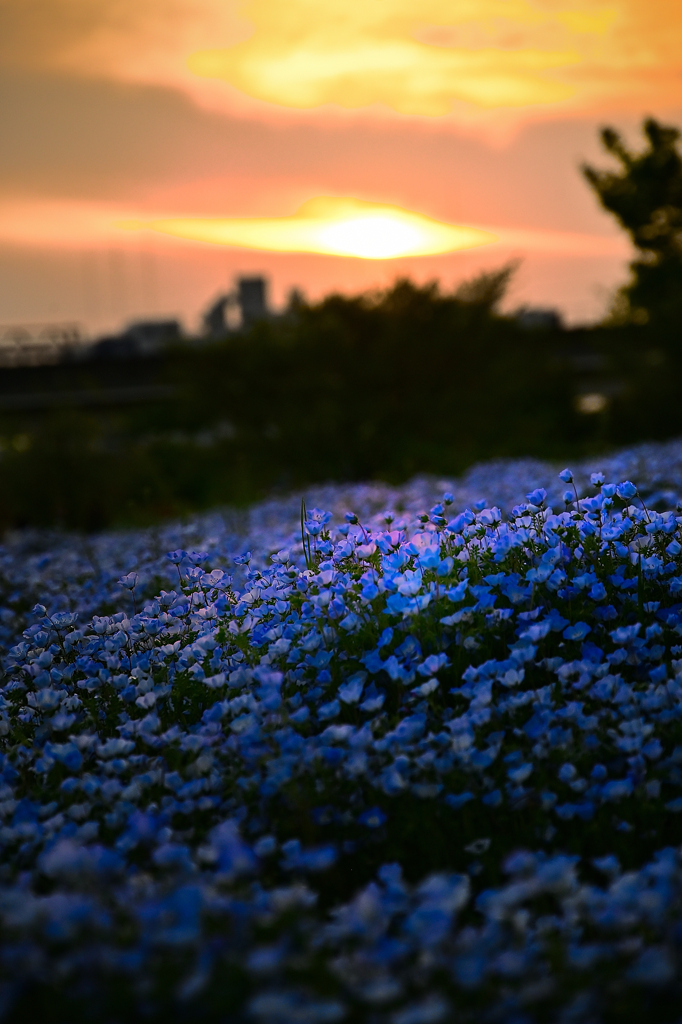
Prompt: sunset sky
<box><xmin>2</xmin><ymin>0</ymin><xmax>682</xmax><ymax>335</ymax></box>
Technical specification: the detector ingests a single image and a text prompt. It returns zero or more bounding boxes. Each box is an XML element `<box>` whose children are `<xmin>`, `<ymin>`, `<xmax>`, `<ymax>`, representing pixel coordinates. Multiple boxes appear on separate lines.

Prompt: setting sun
<box><xmin>124</xmin><ymin>197</ymin><xmax>496</xmax><ymax>260</ymax></box>
<box><xmin>317</xmin><ymin>216</ymin><xmax>425</xmax><ymax>260</ymax></box>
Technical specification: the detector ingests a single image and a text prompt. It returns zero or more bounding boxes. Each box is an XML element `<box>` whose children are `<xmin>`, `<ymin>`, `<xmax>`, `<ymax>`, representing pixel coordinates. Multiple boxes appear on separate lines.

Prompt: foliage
<box><xmin>583</xmin><ymin>118</ymin><xmax>682</xmax><ymax>326</ymax></box>
<box><xmin>2</xmin><ymin>448</ymin><xmax>682</xmax><ymax>1019</ymax></box>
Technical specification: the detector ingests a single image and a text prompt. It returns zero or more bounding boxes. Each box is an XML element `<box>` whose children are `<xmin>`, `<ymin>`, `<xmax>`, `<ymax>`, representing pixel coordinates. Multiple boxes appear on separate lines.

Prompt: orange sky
<box><xmin>1</xmin><ymin>0</ymin><xmax>681</xmax><ymax>333</ymax></box>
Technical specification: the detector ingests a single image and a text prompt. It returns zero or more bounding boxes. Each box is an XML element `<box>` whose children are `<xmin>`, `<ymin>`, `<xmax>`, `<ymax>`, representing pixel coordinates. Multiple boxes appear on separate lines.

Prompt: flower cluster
<box><xmin>3</xmin><ymin>443</ymin><xmax>682</xmax><ymax>1021</ymax></box>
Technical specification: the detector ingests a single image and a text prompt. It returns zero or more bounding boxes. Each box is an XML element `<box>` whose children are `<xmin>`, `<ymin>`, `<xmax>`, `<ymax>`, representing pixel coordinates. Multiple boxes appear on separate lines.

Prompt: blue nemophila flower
<box><xmin>359</xmin><ymin>807</ymin><xmax>386</xmax><ymax>828</ymax></box>
<box><xmin>118</xmin><ymin>572</ymin><xmax>138</xmax><ymax>589</ymax></box>
<box><xmin>5</xmin><ymin>444</ymin><xmax>682</xmax><ymax>1019</ymax></box>
<box><xmin>617</xmin><ymin>480</ymin><xmax>638</xmax><ymax>499</ymax></box>
<box><xmin>563</xmin><ymin>621</ymin><xmax>591</xmax><ymax>641</ymax></box>
<box><xmin>526</xmin><ymin>487</ymin><xmax>547</xmax><ymax>506</ymax></box>
<box><xmin>318</xmin><ymin>699</ymin><xmax>340</xmax><ymax>720</ymax></box>
<box><xmin>610</xmin><ymin>623</ymin><xmax>641</xmax><ymax>644</ymax></box>
<box><xmin>338</xmin><ymin>672</ymin><xmax>366</xmax><ymax>704</ymax></box>
<box><xmin>166</xmin><ymin>549</ymin><xmax>187</xmax><ymax>564</ymax></box>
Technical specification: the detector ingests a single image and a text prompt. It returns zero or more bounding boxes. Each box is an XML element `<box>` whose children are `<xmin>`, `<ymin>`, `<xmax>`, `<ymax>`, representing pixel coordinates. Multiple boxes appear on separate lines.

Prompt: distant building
<box><xmin>515</xmin><ymin>307</ymin><xmax>563</xmax><ymax>331</ymax></box>
<box><xmin>203</xmin><ymin>275</ymin><xmax>270</xmax><ymax>338</ymax></box>
<box><xmin>93</xmin><ymin>320</ymin><xmax>181</xmax><ymax>360</ymax></box>
<box><xmin>237</xmin><ymin>276</ymin><xmax>268</xmax><ymax>327</ymax></box>
<box><xmin>0</xmin><ymin>322</ymin><xmax>84</xmax><ymax>367</ymax></box>
<box><xmin>203</xmin><ymin>295</ymin><xmax>233</xmax><ymax>338</ymax></box>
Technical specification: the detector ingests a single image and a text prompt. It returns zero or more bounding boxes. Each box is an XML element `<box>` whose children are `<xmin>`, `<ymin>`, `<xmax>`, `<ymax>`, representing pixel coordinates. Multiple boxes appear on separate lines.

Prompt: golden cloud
<box><xmin>123</xmin><ymin>197</ymin><xmax>497</xmax><ymax>259</ymax></box>
<box><xmin>4</xmin><ymin>1</ymin><xmax>682</xmax><ymax>124</ymax></box>
<box><xmin>187</xmin><ymin>0</ymin><xmax>618</xmax><ymax>115</ymax></box>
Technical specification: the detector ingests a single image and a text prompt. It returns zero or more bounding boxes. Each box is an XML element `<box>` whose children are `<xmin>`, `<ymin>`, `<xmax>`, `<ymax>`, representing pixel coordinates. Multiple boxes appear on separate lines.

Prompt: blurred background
<box><xmin>2</xmin><ymin>0</ymin><xmax>682</xmax><ymax>530</ymax></box>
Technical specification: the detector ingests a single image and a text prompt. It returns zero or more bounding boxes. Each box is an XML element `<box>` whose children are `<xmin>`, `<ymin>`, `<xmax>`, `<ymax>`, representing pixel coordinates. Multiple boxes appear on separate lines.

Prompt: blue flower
<box><xmin>118</xmin><ymin>572</ymin><xmax>138</xmax><ymax>589</ymax></box>
<box><xmin>318</xmin><ymin>700</ymin><xmax>340</xmax><ymax>720</ymax></box>
<box><xmin>616</xmin><ymin>480</ymin><xmax>637</xmax><ymax>499</ymax></box>
<box><xmin>602</xmin><ymin>779</ymin><xmax>633</xmax><ymax>801</ymax></box>
<box><xmin>525</xmin><ymin>487</ymin><xmax>547</xmax><ymax>506</ymax></box>
<box><xmin>610</xmin><ymin>623</ymin><xmax>641</xmax><ymax>644</ymax></box>
<box><xmin>563</xmin><ymin>621</ymin><xmax>591</xmax><ymax>641</ymax></box>
<box><xmin>338</xmin><ymin>672</ymin><xmax>366</xmax><ymax>704</ymax></box>
<box><xmin>359</xmin><ymin>807</ymin><xmax>387</xmax><ymax>828</ymax></box>
<box><xmin>8</xmin><ymin>446</ymin><xmax>682</xmax><ymax>1020</ymax></box>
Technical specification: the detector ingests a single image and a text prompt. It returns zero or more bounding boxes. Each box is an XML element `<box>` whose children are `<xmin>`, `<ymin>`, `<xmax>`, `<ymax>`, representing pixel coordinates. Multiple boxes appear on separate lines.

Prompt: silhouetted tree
<box><xmin>453</xmin><ymin>261</ymin><xmax>519</xmax><ymax>310</ymax></box>
<box><xmin>583</xmin><ymin>118</ymin><xmax>682</xmax><ymax>325</ymax></box>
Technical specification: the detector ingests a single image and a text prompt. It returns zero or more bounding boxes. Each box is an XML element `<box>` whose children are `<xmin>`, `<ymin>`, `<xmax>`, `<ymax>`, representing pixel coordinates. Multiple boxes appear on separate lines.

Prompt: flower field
<box><xmin>6</xmin><ymin>439</ymin><xmax>682</xmax><ymax>1022</ymax></box>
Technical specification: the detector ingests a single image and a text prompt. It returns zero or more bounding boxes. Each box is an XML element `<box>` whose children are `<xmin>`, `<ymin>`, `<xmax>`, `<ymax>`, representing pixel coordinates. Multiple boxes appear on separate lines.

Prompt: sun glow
<box><xmin>125</xmin><ymin>197</ymin><xmax>496</xmax><ymax>260</ymax></box>
<box><xmin>317</xmin><ymin>216</ymin><xmax>425</xmax><ymax>260</ymax></box>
